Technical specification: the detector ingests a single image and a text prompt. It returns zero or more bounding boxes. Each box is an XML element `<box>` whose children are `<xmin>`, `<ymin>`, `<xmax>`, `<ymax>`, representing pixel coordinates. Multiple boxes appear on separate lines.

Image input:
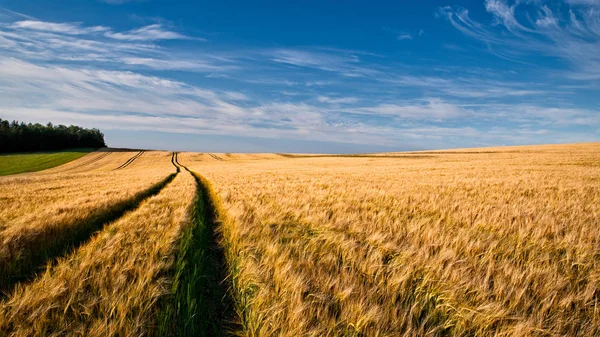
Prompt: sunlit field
<box><xmin>182</xmin><ymin>143</ymin><xmax>600</xmax><ymax>336</ymax></box>
<box><xmin>0</xmin><ymin>143</ymin><xmax>598</xmax><ymax>336</ymax></box>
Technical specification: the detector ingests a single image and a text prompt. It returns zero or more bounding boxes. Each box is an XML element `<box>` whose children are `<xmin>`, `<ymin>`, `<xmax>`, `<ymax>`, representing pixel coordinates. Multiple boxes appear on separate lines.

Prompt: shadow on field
<box><xmin>158</xmin><ymin>156</ymin><xmax>236</xmax><ymax>337</ymax></box>
<box><xmin>0</xmin><ymin>154</ymin><xmax>179</xmax><ymax>297</ymax></box>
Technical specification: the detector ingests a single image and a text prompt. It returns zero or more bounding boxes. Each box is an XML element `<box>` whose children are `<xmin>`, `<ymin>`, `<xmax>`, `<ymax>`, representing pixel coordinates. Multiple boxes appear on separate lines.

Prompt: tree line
<box><xmin>0</xmin><ymin>119</ymin><xmax>106</xmax><ymax>153</ymax></box>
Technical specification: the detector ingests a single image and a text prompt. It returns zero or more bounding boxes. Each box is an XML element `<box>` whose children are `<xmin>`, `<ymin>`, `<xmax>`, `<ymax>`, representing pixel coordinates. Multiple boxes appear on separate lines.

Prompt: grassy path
<box><xmin>158</xmin><ymin>153</ymin><xmax>235</xmax><ymax>336</ymax></box>
<box><xmin>0</xmin><ymin>149</ymin><xmax>95</xmax><ymax>176</ymax></box>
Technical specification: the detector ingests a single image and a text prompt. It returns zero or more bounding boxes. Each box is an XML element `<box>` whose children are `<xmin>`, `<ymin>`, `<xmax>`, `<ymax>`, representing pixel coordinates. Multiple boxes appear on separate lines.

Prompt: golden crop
<box><xmin>0</xmin><ymin>143</ymin><xmax>598</xmax><ymax>336</ymax></box>
<box><xmin>0</xmin><ymin>151</ymin><xmax>174</xmax><ymax>233</ymax></box>
<box><xmin>182</xmin><ymin>143</ymin><xmax>600</xmax><ymax>336</ymax></box>
<box><xmin>0</xmin><ymin>165</ymin><xmax>196</xmax><ymax>335</ymax></box>
<box><xmin>0</xmin><ymin>150</ymin><xmax>176</xmax><ymax>292</ymax></box>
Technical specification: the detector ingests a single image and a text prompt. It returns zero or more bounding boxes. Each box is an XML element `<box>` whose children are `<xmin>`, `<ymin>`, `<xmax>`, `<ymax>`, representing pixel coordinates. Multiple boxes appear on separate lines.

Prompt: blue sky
<box><xmin>0</xmin><ymin>0</ymin><xmax>599</xmax><ymax>152</ymax></box>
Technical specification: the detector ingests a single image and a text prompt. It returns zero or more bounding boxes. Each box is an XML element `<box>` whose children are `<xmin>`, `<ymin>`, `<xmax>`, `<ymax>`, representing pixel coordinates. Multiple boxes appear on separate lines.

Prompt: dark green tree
<box><xmin>0</xmin><ymin>119</ymin><xmax>106</xmax><ymax>153</ymax></box>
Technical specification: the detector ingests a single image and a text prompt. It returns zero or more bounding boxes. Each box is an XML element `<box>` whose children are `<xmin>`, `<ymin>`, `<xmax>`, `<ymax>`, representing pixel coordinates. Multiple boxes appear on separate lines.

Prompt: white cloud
<box><xmin>8</xmin><ymin>20</ymin><xmax>109</xmax><ymax>35</ymax></box>
<box><xmin>383</xmin><ymin>27</ymin><xmax>420</xmax><ymax>41</ymax></box>
<box><xmin>5</xmin><ymin>20</ymin><xmax>192</xmax><ymax>43</ymax></box>
<box><xmin>0</xmin><ymin>19</ymin><xmax>224</xmax><ymax>73</ymax></box>
<box><xmin>496</xmin><ymin>104</ymin><xmax>600</xmax><ymax>125</ymax></box>
<box><xmin>0</xmin><ymin>58</ymin><xmax>502</xmax><ymax>146</ymax></box>
<box><xmin>120</xmin><ymin>57</ymin><xmax>236</xmax><ymax>72</ymax></box>
<box><xmin>0</xmin><ymin>9</ymin><xmax>597</xmax><ymax>149</ymax></box>
<box><xmin>484</xmin><ymin>0</ymin><xmax>533</xmax><ymax>33</ymax></box>
<box><xmin>98</xmin><ymin>0</ymin><xmax>146</xmax><ymax>4</ymax></box>
<box><xmin>352</xmin><ymin>99</ymin><xmax>467</xmax><ymax>121</ymax></box>
<box><xmin>383</xmin><ymin>75</ymin><xmax>551</xmax><ymax>98</ymax></box>
<box><xmin>269</xmin><ymin>49</ymin><xmax>382</xmax><ymax>78</ymax></box>
<box><xmin>0</xmin><ymin>58</ymin><xmax>240</xmax><ymax>118</ymax></box>
<box><xmin>104</xmin><ymin>24</ymin><xmax>194</xmax><ymax>41</ymax></box>
<box><xmin>440</xmin><ymin>1</ymin><xmax>600</xmax><ymax>79</ymax></box>
<box><xmin>535</xmin><ymin>6</ymin><xmax>558</xmax><ymax>28</ymax></box>
<box><xmin>565</xmin><ymin>0</ymin><xmax>600</xmax><ymax>6</ymax></box>
<box><xmin>397</xmin><ymin>32</ymin><xmax>412</xmax><ymax>40</ymax></box>
<box><xmin>317</xmin><ymin>96</ymin><xmax>359</xmax><ymax>104</ymax></box>
<box><xmin>0</xmin><ymin>58</ymin><xmax>183</xmax><ymax>89</ymax></box>
<box><xmin>0</xmin><ymin>8</ymin><xmax>36</xmax><ymax>20</ymax></box>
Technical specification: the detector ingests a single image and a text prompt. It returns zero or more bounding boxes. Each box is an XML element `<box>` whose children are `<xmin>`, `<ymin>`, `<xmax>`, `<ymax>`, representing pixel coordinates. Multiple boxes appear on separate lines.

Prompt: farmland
<box><xmin>0</xmin><ymin>149</ymin><xmax>93</xmax><ymax>176</ymax></box>
<box><xmin>0</xmin><ymin>143</ymin><xmax>599</xmax><ymax>336</ymax></box>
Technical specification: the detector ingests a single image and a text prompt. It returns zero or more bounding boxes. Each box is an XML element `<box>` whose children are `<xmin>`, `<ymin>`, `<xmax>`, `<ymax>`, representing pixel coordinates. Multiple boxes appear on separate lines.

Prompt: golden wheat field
<box><xmin>0</xmin><ymin>143</ymin><xmax>598</xmax><ymax>336</ymax></box>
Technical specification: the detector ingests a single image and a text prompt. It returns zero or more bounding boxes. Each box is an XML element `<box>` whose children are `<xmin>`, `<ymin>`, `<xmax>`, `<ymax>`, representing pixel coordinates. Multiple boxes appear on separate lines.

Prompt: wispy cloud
<box><xmin>350</xmin><ymin>99</ymin><xmax>467</xmax><ymax>121</ymax></box>
<box><xmin>397</xmin><ymin>32</ymin><xmax>412</xmax><ymax>40</ymax></box>
<box><xmin>99</xmin><ymin>0</ymin><xmax>145</xmax><ymax>4</ymax></box>
<box><xmin>269</xmin><ymin>49</ymin><xmax>383</xmax><ymax>78</ymax></box>
<box><xmin>104</xmin><ymin>24</ymin><xmax>195</xmax><ymax>41</ymax></box>
<box><xmin>0</xmin><ymin>17</ymin><xmax>223</xmax><ymax>73</ymax></box>
<box><xmin>120</xmin><ymin>57</ymin><xmax>236</xmax><ymax>72</ymax></box>
<box><xmin>484</xmin><ymin>0</ymin><xmax>533</xmax><ymax>33</ymax></box>
<box><xmin>8</xmin><ymin>20</ymin><xmax>109</xmax><ymax>35</ymax></box>
<box><xmin>0</xmin><ymin>8</ymin><xmax>35</xmax><ymax>20</ymax></box>
<box><xmin>383</xmin><ymin>27</ymin><xmax>416</xmax><ymax>41</ymax></box>
<box><xmin>0</xmin><ymin>58</ymin><xmax>246</xmax><ymax>119</ymax></box>
<box><xmin>382</xmin><ymin>75</ymin><xmax>552</xmax><ymax>99</ymax></box>
<box><xmin>5</xmin><ymin>20</ymin><xmax>190</xmax><ymax>42</ymax></box>
<box><xmin>0</xmin><ymin>6</ymin><xmax>597</xmax><ymax>150</ymax></box>
<box><xmin>439</xmin><ymin>0</ymin><xmax>600</xmax><ymax>79</ymax></box>
<box><xmin>565</xmin><ymin>0</ymin><xmax>600</xmax><ymax>6</ymax></box>
<box><xmin>317</xmin><ymin>96</ymin><xmax>359</xmax><ymax>104</ymax></box>
<box><xmin>5</xmin><ymin>57</ymin><xmax>581</xmax><ymax>147</ymax></box>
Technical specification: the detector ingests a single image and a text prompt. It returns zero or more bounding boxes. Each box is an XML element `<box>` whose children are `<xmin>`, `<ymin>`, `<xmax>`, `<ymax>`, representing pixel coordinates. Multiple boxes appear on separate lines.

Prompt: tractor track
<box><xmin>114</xmin><ymin>150</ymin><xmax>145</xmax><ymax>170</ymax></box>
<box><xmin>207</xmin><ymin>153</ymin><xmax>224</xmax><ymax>161</ymax></box>
<box><xmin>61</xmin><ymin>151</ymin><xmax>113</xmax><ymax>172</ymax></box>
<box><xmin>159</xmin><ymin>152</ymin><xmax>235</xmax><ymax>336</ymax></box>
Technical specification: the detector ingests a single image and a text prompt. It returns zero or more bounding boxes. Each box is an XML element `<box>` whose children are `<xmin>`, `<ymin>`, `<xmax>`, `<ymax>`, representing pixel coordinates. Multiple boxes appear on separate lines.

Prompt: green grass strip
<box><xmin>158</xmin><ymin>166</ymin><xmax>233</xmax><ymax>337</ymax></box>
<box><xmin>0</xmin><ymin>148</ymin><xmax>96</xmax><ymax>176</ymax></box>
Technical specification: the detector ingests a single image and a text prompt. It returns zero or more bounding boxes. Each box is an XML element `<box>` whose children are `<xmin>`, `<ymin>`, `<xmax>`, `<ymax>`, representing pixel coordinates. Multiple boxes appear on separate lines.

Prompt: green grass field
<box><xmin>0</xmin><ymin>149</ymin><xmax>95</xmax><ymax>176</ymax></box>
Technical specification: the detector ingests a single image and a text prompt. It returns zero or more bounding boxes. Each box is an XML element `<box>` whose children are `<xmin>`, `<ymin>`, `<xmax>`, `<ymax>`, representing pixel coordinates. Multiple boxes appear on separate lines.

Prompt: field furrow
<box><xmin>0</xmin><ymin>158</ymin><xmax>197</xmax><ymax>336</ymax></box>
<box><xmin>0</xmin><ymin>151</ymin><xmax>176</xmax><ymax>294</ymax></box>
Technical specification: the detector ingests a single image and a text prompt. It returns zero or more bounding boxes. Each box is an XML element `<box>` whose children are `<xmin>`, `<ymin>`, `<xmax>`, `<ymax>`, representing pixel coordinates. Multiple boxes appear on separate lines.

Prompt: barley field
<box><xmin>0</xmin><ymin>143</ymin><xmax>598</xmax><ymax>336</ymax></box>
<box><xmin>0</xmin><ymin>150</ymin><xmax>176</xmax><ymax>292</ymax></box>
<box><xmin>182</xmin><ymin>143</ymin><xmax>600</xmax><ymax>336</ymax></box>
